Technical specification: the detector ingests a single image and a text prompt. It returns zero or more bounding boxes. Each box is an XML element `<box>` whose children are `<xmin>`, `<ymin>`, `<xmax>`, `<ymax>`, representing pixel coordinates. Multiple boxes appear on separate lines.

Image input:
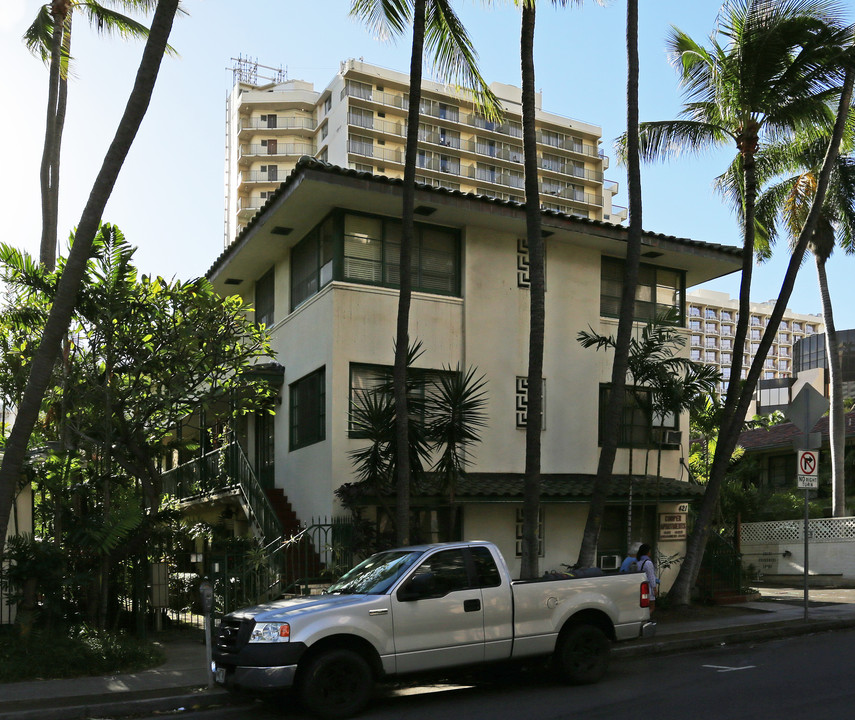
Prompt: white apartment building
<box><xmin>199</xmin><ymin>158</ymin><xmax>740</xmax><ymax>579</ymax></box>
<box><xmin>224</xmin><ymin>57</ymin><xmax>626</xmax><ymax>246</ymax></box>
<box><xmin>686</xmin><ymin>288</ymin><xmax>824</xmax><ymax>394</ymax></box>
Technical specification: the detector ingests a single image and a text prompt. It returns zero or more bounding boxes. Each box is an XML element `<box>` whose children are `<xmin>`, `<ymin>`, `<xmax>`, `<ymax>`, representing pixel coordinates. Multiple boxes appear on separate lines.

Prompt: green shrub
<box><xmin>0</xmin><ymin>625</ymin><xmax>164</xmax><ymax>682</ymax></box>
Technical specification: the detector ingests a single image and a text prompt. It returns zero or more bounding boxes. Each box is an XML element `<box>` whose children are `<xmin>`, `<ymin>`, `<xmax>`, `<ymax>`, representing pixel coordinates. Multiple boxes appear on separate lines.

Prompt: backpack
<box><xmin>620</xmin><ymin>558</ymin><xmax>639</xmax><ymax>573</ymax></box>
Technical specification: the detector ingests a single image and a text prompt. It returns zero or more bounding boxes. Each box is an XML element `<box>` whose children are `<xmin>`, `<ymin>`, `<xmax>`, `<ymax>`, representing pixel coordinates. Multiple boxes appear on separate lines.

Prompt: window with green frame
<box><xmin>348</xmin><ymin>362</ymin><xmax>450</xmax><ymax>437</ymax></box>
<box><xmin>291</xmin><ymin>217</ymin><xmax>334</xmax><ymax>310</ymax></box>
<box><xmin>289</xmin><ymin>367</ymin><xmax>326</xmax><ymax>450</ymax></box>
<box><xmin>598</xmin><ymin>384</ymin><xmax>677</xmax><ymax>448</ymax></box>
<box><xmin>600</xmin><ymin>256</ymin><xmax>685</xmax><ymax>324</ymax></box>
<box><xmin>290</xmin><ymin>210</ymin><xmax>460</xmax><ymax>311</ymax></box>
<box><xmin>255</xmin><ymin>267</ymin><xmax>275</xmax><ymax>327</ymax></box>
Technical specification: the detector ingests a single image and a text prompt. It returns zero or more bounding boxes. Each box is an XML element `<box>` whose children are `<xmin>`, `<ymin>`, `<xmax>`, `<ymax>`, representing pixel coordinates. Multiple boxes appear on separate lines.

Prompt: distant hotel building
<box><xmin>686</xmin><ymin>289</ymin><xmax>824</xmax><ymax>395</ymax></box>
<box><xmin>224</xmin><ymin>57</ymin><xmax>626</xmax><ymax>246</ymax></box>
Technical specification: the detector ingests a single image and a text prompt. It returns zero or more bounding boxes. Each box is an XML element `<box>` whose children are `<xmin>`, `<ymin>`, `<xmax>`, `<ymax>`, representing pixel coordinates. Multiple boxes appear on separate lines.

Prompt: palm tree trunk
<box><xmin>520</xmin><ymin>1</ymin><xmax>544</xmax><ymax>580</ymax></box>
<box><xmin>39</xmin><ymin>6</ymin><xmax>66</xmax><ymax>271</ymax></box>
<box><xmin>816</xmin><ymin>257</ymin><xmax>845</xmax><ymax>516</ymax></box>
<box><xmin>0</xmin><ymin>0</ymin><xmax>181</xmax><ymax>562</ymax></box>
<box><xmin>669</xmin><ymin>69</ymin><xmax>855</xmax><ymax>606</ymax></box>
<box><xmin>393</xmin><ymin>0</ymin><xmax>426</xmax><ymax>546</ymax></box>
<box><xmin>48</xmin><ymin>13</ymin><xmax>72</xmax><ymax>269</ymax></box>
<box><xmin>577</xmin><ymin>0</ymin><xmax>642</xmax><ymax>567</ymax></box>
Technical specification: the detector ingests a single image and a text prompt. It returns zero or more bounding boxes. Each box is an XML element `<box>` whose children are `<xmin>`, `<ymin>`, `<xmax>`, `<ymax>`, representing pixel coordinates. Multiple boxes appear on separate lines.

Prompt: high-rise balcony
<box><xmin>347</xmin><ymin>140</ymin><xmax>404</xmax><ymax>165</ymax></box>
<box><xmin>536</xmin><ymin>131</ymin><xmax>604</xmax><ymax>161</ymax></box>
<box><xmin>237</xmin><ymin>116</ymin><xmax>315</xmax><ymax>140</ymax></box>
<box><xmin>238</xmin><ymin>142</ymin><xmax>316</xmax><ymax>166</ymax></box>
<box><xmin>348</xmin><ymin>113</ymin><xmax>406</xmax><ymax>139</ymax></box>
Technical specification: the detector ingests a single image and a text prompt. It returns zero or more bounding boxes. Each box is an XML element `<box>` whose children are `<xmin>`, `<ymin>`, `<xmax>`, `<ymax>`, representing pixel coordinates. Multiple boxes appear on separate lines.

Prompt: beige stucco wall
<box><xmin>259</xmin><ymin>212</ymin><xmax>688</xmax><ymax>527</ymax></box>
<box><xmin>462</xmin><ymin>502</ymin><xmax>590</xmax><ymax>579</ymax></box>
<box><xmin>2</xmin><ymin>481</ymin><xmax>33</xmax><ymax>624</ymax></box>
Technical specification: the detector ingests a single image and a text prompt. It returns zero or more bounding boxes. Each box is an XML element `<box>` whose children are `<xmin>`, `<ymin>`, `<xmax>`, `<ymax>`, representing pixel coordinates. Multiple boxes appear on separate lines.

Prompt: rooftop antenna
<box><xmin>230</xmin><ymin>55</ymin><xmax>287</xmax><ymax>86</ymax></box>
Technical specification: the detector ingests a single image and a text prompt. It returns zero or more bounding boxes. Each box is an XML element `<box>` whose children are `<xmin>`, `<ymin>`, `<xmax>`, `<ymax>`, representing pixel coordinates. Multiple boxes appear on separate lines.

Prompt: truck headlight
<box><xmin>249</xmin><ymin>622</ymin><xmax>291</xmax><ymax>643</ymax></box>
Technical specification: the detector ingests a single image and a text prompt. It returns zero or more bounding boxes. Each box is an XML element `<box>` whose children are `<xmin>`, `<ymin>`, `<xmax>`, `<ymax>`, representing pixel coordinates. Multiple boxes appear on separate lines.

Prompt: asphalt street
<box><xmin>120</xmin><ymin>626</ymin><xmax>855</xmax><ymax>720</ymax></box>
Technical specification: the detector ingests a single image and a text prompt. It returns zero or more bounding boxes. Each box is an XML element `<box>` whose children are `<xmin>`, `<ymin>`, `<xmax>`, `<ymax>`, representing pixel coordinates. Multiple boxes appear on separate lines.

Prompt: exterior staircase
<box><xmin>161</xmin><ymin>442</ymin><xmax>329</xmax><ymax>604</ymax></box>
<box><xmin>264</xmin><ymin>488</ymin><xmax>301</xmax><ymax>537</ymax></box>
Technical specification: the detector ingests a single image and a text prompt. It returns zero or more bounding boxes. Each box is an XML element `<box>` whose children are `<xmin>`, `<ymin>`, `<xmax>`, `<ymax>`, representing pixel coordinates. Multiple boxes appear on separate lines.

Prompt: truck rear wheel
<box><xmin>298</xmin><ymin>648</ymin><xmax>373</xmax><ymax>719</ymax></box>
<box><xmin>553</xmin><ymin>624</ymin><xmax>611</xmax><ymax>685</ymax></box>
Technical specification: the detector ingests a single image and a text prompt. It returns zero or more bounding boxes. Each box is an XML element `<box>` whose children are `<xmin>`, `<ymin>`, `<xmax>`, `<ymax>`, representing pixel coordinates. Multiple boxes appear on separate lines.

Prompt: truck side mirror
<box><xmin>398</xmin><ymin>572</ymin><xmax>436</xmax><ymax>601</ymax></box>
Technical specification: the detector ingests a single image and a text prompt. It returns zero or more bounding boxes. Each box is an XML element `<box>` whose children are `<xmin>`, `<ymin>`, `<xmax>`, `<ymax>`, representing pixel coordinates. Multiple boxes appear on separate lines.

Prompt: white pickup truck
<box><xmin>213</xmin><ymin>540</ymin><xmax>655</xmax><ymax>718</ymax></box>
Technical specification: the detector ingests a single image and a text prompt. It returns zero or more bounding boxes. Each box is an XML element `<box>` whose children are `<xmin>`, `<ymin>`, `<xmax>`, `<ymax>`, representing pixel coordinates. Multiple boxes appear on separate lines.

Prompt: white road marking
<box><xmin>702</xmin><ymin>664</ymin><xmax>756</xmax><ymax>673</ymax></box>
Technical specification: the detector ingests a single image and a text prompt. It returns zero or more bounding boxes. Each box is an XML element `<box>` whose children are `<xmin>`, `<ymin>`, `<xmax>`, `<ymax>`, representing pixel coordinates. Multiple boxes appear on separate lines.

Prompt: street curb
<box><xmin>614</xmin><ymin>616</ymin><xmax>855</xmax><ymax>658</ymax></box>
<box><xmin>0</xmin><ymin>686</ymin><xmax>251</xmax><ymax>720</ymax></box>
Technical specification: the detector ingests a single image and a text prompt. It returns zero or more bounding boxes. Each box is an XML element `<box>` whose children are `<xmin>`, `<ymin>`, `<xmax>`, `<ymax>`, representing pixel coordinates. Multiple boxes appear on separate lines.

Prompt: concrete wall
<box><xmin>1</xmin><ymin>482</ymin><xmax>33</xmax><ymax>625</ymax></box>
<box><xmin>741</xmin><ymin>518</ymin><xmax>855</xmax><ymax>587</ymax></box>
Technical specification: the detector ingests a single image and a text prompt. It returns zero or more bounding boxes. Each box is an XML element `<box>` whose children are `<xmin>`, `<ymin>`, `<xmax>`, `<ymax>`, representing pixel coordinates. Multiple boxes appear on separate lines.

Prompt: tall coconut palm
<box><xmin>631</xmin><ymin>0</ymin><xmax>854</xmax><ymax>604</ymax></box>
<box><xmin>748</xmin><ymin>131</ymin><xmax>855</xmax><ymax>517</ymax></box>
<box><xmin>0</xmin><ymin>0</ymin><xmax>181</xmax><ymax>563</ymax></box>
<box><xmin>518</xmin><ymin>0</ymin><xmax>545</xmax><ymax>579</ymax></box>
<box><xmin>575</xmin><ymin>0</ymin><xmax>643</xmax><ymax>569</ymax></box>
<box><xmin>25</xmin><ymin>1</ymin><xmax>175</xmax><ymax>270</ymax></box>
<box><xmin>350</xmin><ymin>0</ymin><xmax>499</xmax><ymax>545</ymax></box>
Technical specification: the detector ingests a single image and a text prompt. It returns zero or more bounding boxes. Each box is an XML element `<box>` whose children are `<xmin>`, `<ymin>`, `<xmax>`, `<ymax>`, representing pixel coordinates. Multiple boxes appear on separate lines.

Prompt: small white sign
<box><xmin>797</xmin><ymin>475</ymin><xmax>818</xmax><ymax>489</ymax></box>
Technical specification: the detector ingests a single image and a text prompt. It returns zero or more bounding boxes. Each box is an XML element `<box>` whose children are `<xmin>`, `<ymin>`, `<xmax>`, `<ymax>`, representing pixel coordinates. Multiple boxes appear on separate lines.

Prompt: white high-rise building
<box><xmin>224</xmin><ymin>57</ymin><xmax>626</xmax><ymax>246</ymax></box>
<box><xmin>686</xmin><ymin>288</ymin><xmax>824</xmax><ymax>395</ymax></box>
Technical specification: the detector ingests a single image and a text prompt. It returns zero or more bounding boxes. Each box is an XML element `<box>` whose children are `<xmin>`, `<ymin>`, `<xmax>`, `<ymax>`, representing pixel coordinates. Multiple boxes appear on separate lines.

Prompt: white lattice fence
<box><xmin>741</xmin><ymin>517</ymin><xmax>855</xmax><ymax>545</ymax></box>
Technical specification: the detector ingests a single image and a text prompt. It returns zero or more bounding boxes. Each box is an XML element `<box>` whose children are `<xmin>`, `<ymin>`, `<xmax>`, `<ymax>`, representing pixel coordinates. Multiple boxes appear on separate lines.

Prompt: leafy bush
<box><xmin>758</xmin><ymin>491</ymin><xmax>824</xmax><ymax>520</ymax></box>
<box><xmin>0</xmin><ymin>625</ymin><xmax>164</xmax><ymax>682</ymax></box>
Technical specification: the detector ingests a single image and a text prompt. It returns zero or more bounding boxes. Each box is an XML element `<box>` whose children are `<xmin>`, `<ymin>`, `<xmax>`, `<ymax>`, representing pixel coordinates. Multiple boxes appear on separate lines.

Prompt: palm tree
<box><xmin>749</xmin><ymin>131</ymin><xmax>855</xmax><ymax>517</ymax></box>
<box><xmin>0</xmin><ymin>0</ymin><xmax>181</xmax><ymax>564</ymax></box>
<box><xmin>349</xmin><ymin>353</ymin><xmax>488</xmax><ymax>543</ymax></box>
<box><xmin>575</xmin><ymin>0</ymin><xmax>643</xmax><ymax>569</ymax></box>
<box><xmin>632</xmin><ymin>0</ymin><xmax>854</xmax><ymax>605</ymax></box>
<box><xmin>350</xmin><ymin>0</ymin><xmax>499</xmax><ymax>545</ymax></box>
<box><xmin>426</xmin><ymin>366</ymin><xmax>489</xmax><ymax>534</ymax></box>
<box><xmin>579</xmin><ymin>309</ymin><xmax>721</xmax><ymax>546</ymax></box>
<box><xmin>518</xmin><ymin>0</ymin><xmax>545</xmax><ymax>579</ymax></box>
<box><xmin>24</xmin><ymin>1</ymin><xmax>174</xmax><ymax>270</ymax></box>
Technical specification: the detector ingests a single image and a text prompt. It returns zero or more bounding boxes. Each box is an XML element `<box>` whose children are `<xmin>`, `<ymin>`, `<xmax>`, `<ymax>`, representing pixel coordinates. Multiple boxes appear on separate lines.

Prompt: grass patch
<box><xmin>0</xmin><ymin>625</ymin><xmax>165</xmax><ymax>683</ymax></box>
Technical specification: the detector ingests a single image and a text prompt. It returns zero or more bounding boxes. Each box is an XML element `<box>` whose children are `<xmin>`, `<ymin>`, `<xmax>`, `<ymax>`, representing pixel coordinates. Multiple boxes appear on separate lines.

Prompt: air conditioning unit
<box><xmin>664</xmin><ymin>430</ymin><xmax>682</xmax><ymax>446</ymax></box>
<box><xmin>599</xmin><ymin>555</ymin><xmax>621</xmax><ymax>571</ymax></box>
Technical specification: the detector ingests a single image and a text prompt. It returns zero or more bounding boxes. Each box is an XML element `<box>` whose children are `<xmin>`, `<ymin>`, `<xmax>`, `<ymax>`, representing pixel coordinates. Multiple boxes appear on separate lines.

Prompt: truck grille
<box><xmin>215</xmin><ymin>618</ymin><xmax>248</xmax><ymax>652</ymax></box>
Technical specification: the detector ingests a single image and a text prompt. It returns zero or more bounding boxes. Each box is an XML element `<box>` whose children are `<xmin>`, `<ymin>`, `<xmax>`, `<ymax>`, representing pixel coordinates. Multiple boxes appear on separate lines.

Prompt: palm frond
<box><xmin>425</xmin><ymin>0</ymin><xmax>501</xmax><ymax>121</ymax></box>
<box><xmin>349</xmin><ymin>0</ymin><xmax>411</xmax><ymax>41</ymax></box>
<box><xmin>23</xmin><ymin>5</ymin><xmax>55</xmax><ymax>64</ymax></box>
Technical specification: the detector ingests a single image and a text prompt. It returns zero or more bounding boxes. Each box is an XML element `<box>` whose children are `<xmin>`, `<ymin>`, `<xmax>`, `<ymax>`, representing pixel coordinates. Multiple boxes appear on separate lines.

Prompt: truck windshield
<box><xmin>327</xmin><ymin>550</ymin><xmax>422</xmax><ymax>595</ymax></box>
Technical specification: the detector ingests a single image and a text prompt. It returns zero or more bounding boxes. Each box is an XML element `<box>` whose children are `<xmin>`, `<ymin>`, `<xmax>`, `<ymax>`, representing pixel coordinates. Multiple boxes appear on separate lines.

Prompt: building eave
<box><xmin>209</xmin><ymin>157</ymin><xmax>743</xmax><ymax>291</ymax></box>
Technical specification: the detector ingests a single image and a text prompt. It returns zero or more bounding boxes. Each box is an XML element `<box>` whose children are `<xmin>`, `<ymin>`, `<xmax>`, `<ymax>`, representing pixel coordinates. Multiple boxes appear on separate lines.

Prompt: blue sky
<box><xmin>0</xmin><ymin>0</ymin><xmax>851</xmax><ymax>328</ymax></box>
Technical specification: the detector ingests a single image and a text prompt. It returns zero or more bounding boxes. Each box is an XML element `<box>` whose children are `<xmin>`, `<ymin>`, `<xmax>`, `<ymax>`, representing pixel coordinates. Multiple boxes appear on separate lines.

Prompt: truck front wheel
<box><xmin>553</xmin><ymin>624</ymin><xmax>610</xmax><ymax>685</ymax></box>
<box><xmin>298</xmin><ymin>648</ymin><xmax>373</xmax><ymax>719</ymax></box>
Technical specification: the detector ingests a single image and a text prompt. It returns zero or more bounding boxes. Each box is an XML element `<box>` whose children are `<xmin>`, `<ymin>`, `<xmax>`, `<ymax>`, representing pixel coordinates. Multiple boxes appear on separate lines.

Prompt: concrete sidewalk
<box><xmin>2</xmin><ymin>587</ymin><xmax>855</xmax><ymax>720</ymax></box>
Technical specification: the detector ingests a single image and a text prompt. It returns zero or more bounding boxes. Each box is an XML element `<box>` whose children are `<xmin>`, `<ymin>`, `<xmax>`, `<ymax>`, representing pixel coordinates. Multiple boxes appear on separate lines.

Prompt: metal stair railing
<box><xmin>162</xmin><ymin>440</ymin><xmax>285</xmax><ymax>546</ymax></box>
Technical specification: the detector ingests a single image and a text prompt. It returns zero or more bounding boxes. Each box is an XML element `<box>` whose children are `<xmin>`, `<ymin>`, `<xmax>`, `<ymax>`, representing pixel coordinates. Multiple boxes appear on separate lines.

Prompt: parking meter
<box><xmin>199</xmin><ymin>579</ymin><xmax>214</xmax><ymax>616</ymax></box>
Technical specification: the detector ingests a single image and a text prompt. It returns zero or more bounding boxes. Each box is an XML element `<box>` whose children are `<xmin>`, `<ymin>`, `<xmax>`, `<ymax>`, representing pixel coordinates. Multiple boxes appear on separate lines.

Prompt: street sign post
<box><xmin>796</xmin><ymin>449</ymin><xmax>819</xmax><ymax>621</ymax></box>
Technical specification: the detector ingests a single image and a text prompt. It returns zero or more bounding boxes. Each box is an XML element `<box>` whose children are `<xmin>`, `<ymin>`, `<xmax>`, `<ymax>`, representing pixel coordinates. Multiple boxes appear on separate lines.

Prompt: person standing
<box><xmin>636</xmin><ymin>543</ymin><xmax>658</xmax><ymax>612</ymax></box>
<box><xmin>619</xmin><ymin>542</ymin><xmax>641</xmax><ymax>572</ymax></box>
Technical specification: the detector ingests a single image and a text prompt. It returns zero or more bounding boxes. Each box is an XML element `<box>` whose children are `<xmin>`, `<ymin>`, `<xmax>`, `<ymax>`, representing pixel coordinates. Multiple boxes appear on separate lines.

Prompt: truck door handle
<box><xmin>464</xmin><ymin>599</ymin><xmax>481</xmax><ymax>612</ymax></box>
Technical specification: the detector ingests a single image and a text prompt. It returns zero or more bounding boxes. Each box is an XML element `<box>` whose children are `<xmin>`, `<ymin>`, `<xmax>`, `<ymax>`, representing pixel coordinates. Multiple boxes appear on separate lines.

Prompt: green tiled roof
<box><xmin>345</xmin><ymin>472</ymin><xmax>705</xmax><ymax>504</ymax></box>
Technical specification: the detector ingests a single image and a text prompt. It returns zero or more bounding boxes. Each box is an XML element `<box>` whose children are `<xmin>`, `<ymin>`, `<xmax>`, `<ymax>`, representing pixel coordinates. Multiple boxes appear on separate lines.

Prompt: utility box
<box><xmin>150</xmin><ymin>562</ymin><xmax>169</xmax><ymax>609</ymax></box>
